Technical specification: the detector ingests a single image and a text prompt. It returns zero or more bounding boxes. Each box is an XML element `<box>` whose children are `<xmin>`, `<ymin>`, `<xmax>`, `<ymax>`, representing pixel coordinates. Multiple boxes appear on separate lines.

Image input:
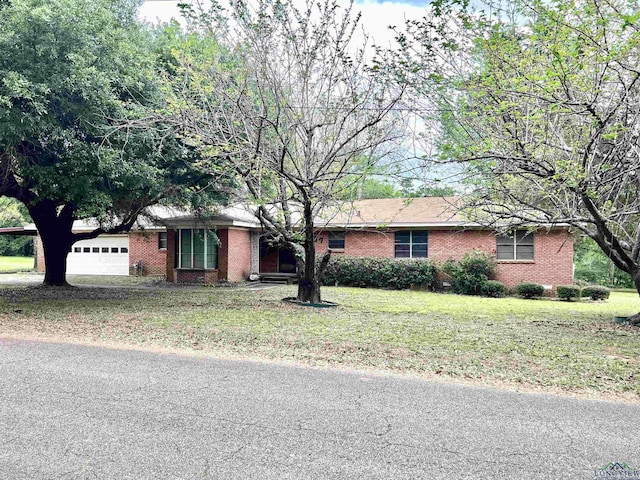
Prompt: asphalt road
<box><xmin>1</xmin><ymin>338</ymin><xmax>638</xmax><ymax>479</ymax></box>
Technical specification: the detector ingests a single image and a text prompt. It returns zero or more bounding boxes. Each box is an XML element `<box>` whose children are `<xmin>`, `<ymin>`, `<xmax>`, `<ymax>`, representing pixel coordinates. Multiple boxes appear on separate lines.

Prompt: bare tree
<box><xmin>392</xmin><ymin>0</ymin><xmax>640</xmax><ymax>321</ymax></box>
<box><xmin>165</xmin><ymin>0</ymin><xmax>406</xmax><ymax>303</ymax></box>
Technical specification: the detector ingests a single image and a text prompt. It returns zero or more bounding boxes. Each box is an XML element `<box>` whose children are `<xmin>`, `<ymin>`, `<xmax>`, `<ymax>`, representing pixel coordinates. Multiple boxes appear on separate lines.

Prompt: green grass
<box><xmin>0</xmin><ymin>256</ymin><xmax>34</xmax><ymax>273</ymax></box>
<box><xmin>0</xmin><ymin>283</ymin><xmax>639</xmax><ymax>399</ymax></box>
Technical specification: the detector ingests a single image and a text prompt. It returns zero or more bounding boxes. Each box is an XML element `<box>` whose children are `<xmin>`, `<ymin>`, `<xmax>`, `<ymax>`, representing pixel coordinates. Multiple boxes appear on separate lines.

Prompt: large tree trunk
<box><xmin>28</xmin><ymin>201</ymin><xmax>76</xmax><ymax>287</ymax></box>
<box><xmin>41</xmin><ymin>234</ymin><xmax>73</xmax><ymax>286</ymax></box>
<box><xmin>297</xmin><ymin>202</ymin><xmax>321</xmax><ymax>304</ymax></box>
<box><xmin>295</xmin><ymin>201</ymin><xmax>335</xmax><ymax>304</ymax></box>
<box><xmin>297</xmin><ymin>228</ymin><xmax>318</xmax><ymax>303</ymax></box>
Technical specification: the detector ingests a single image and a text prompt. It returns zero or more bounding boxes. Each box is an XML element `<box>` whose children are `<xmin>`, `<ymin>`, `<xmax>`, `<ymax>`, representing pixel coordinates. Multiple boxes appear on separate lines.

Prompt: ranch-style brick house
<box><xmin>32</xmin><ymin>197</ymin><xmax>574</xmax><ymax>290</ymax></box>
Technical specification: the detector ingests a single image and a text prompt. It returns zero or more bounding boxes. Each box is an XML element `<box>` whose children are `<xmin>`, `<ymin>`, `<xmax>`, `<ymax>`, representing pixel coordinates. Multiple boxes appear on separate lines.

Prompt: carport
<box><xmin>0</xmin><ymin>226</ymin><xmax>37</xmax><ymax>269</ymax></box>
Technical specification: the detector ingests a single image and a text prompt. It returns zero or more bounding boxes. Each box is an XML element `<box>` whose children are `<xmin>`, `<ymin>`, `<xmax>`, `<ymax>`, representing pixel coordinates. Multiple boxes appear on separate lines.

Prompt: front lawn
<box><xmin>0</xmin><ymin>283</ymin><xmax>638</xmax><ymax>400</ymax></box>
<box><xmin>0</xmin><ymin>256</ymin><xmax>34</xmax><ymax>273</ymax></box>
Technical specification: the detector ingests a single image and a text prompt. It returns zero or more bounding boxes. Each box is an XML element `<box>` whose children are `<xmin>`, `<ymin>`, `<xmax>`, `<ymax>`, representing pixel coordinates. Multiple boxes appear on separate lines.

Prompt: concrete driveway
<box><xmin>0</xmin><ymin>273</ymin><xmax>43</xmax><ymax>285</ymax></box>
<box><xmin>1</xmin><ymin>338</ymin><xmax>638</xmax><ymax>479</ymax></box>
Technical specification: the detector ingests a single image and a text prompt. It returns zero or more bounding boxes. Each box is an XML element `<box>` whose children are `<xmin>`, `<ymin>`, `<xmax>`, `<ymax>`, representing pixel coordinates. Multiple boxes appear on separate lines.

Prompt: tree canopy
<box><xmin>393</xmin><ymin>0</ymin><xmax>640</xmax><ymax>316</ymax></box>
<box><xmin>0</xmin><ymin>0</ymin><xmax>228</xmax><ymax>284</ymax></box>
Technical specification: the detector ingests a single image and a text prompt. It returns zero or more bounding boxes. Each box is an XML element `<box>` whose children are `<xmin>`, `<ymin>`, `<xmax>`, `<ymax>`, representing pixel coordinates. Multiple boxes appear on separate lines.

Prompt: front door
<box><xmin>278</xmin><ymin>248</ymin><xmax>297</xmax><ymax>273</ymax></box>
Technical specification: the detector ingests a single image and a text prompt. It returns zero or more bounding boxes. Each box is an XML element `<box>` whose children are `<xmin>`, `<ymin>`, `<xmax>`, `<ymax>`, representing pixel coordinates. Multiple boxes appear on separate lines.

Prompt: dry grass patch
<box><xmin>0</xmin><ymin>283</ymin><xmax>639</xmax><ymax>400</ymax></box>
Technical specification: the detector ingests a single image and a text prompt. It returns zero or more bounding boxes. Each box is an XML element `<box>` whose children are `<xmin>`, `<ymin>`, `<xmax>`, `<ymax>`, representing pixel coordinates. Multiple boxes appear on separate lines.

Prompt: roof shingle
<box><xmin>319</xmin><ymin>197</ymin><xmax>464</xmax><ymax>228</ymax></box>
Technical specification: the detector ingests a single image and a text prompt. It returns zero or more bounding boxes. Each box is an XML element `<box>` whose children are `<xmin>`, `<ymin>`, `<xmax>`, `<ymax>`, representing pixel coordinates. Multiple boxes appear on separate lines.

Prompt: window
<box><xmin>496</xmin><ymin>230</ymin><xmax>534</xmax><ymax>260</ymax></box>
<box><xmin>111</xmin><ymin>247</ymin><xmax>119</xmax><ymax>253</ymax></box>
<box><xmin>74</xmin><ymin>247</ymin><xmax>81</xmax><ymax>253</ymax></box>
<box><xmin>158</xmin><ymin>232</ymin><xmax>167</xmax><ymax>250</ymax></box>
<box><xmin>92</xmin><ymin>247</ymin><xmax>99</xmax><ymax>253</ymax></box>
<box><xmin>83</xmin><ymin>247</ymin><xmax>90</xmax><ymax>253</ymax></box>
<box><xmin>193</xmin><ymin>229</ymin><xmax>205</xmax><ymax>268</ymax></box>
<box><xmin>102</xmin><ymin>247</ymin><xmax>109</xmax><ymax>253</ymax></box>
<box><xmin>395</xmin><ymin>231</ymin><xmax>428</xmax><ymax>258</ymax></box>
<box><xmin>177</xmin><ymin>229</ymin><xmax>218</xmax><ymax>269</ymax></box>
<box><xmin>121</xmin><ymin>247</ymin><xmax>128</xmax><ymax>253</ymax></box>
<box><xmin>328</xmin><ymin>231</ymin><xmax>345</xmax><ymax>250</ymax></box>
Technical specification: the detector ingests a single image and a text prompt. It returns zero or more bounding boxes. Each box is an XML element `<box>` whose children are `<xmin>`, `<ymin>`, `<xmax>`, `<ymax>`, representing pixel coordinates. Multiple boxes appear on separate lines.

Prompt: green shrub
<box><xmin>480</xmin><ymin>280</ymin><xmax>506</xmax><ymax>298</ymax></box>
<box><xmin>557</xmin><ymin>285</ymin><xmax>581</xmax><ymax>301</ymax></box>
<box><xmin>514</xmin><ymin>282</ymin><xmax>545</xmax><ymax>299</ymax></box>
<box><xmin>441</xmin><ymin>250</ymin><xmax>497</xmax><ymax>296</ymax></box>
<box><xmin>320</xmin><ymin>256</ymin><xmax>436</xmax><ymax>290</ymax></box>
<box><xmin>581</xmin><ymin>285</ymin><xmax>610</xmax><ymax>301</ymax></box>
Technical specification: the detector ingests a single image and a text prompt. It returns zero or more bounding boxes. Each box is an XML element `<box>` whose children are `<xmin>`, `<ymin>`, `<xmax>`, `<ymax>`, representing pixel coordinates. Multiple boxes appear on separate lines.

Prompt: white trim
<box><xmin>496</xmin><ymin>230</ymin><xmax>535</xmax><ymax>260</ymax></box>
<box><xmin>394</xmin><ymin>230</ymin><xmax>429</xmax><ymax>259</ymax></box>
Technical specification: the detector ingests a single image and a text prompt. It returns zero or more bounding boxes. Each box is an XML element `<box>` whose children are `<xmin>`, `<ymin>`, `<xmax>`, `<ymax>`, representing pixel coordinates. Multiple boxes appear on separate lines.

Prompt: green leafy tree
<box><xmin>399</xmin><ymin>178</ymin><xmax>456</xmax><ymax>198</ymax></box>
<box><xmin>339</xmin><ymin>178</ymin><xmax>401</xmax><ymax>200</ymax></box>
<box><xmin>337</xmin><ymin>176</ymin><xmax>457</xmax><ymax>200</ymax></box>
<box><xmin>393</xmin><ymin>0</ymin><xmax>640</xmax><ymax>322</ymax></box>
<box><xmin>0</xmin><ymin>0</ymin><xmax>226</xmax><ymax>285</ymax></box>
<box><xmin>574</xmin><ymin>236</ymin><xmax>633</xmax><ymax>288</ymax></box>
<box><xmin>0</xmin><ymin>197</ymin><xmax>33</xmax><ymax>256</ymax></box>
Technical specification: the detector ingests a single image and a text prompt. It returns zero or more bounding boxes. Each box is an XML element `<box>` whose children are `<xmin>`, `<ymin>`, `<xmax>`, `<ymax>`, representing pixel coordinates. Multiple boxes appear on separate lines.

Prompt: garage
<box><xmin>67</xmin><ymin>235</ymin><xmax>129</xmax><ymax>276</ymax></box>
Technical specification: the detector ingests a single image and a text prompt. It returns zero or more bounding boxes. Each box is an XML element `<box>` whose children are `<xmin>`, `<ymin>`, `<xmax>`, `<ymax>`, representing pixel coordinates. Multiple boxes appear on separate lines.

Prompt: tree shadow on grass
<box><xmin>0</xmin><ymin>285</ymin><xmax>157</xmax><ymax>303</ymax></box>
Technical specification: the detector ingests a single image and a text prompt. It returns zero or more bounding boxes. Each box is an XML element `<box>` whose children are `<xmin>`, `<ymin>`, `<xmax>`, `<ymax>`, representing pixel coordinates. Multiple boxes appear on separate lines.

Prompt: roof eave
<box><xmin>0</xmin><ymin>226</ymin><xmax>38</xmax><ymax>236</ymax></box>
<box><xmin>318</xmin><ymin>222</ymin><xmax>573</xmax><ymax>230</ymax></box>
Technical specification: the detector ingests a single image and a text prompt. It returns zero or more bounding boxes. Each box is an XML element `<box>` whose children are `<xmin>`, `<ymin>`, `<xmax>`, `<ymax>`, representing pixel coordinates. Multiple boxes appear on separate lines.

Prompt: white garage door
<box><xmin>67</xmin><ymin>236</ymin><xmax>129</xmax><ymax>276</ymax></box>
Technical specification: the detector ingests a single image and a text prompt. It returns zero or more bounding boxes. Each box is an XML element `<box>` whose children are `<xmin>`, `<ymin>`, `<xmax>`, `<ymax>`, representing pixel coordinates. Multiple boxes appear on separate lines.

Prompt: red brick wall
<box><xmin>315</xmin><ymin>230</ymin><xmax>394</xmax><ymax>257</ymax></box>
<box><xmin>428</xmin><ymin>229</ymin><xmax>574</xmax><ymax>288</ymax></box>
<box><xmin>428</xmin><ymin>230</ymin><xmax>496</xmax><ymax>261</ymax></box>
<box><xmin>495</xmin><ymin>230</ymin><xmax>574</xmax><ymax>289</ymax></box>
<box><xmin>129</xmin><ymin>231</ymin><xmax>167</xmax><ymax>276</ymax></box>
<box><xmin>315</xmin><ymin>228</ymin><xmax>574</xmax><ymax>290</ymax></box>
<box><xmin>218</xmin><ymin>228</ymin><xmax>252</xmax><ymax>282</ymax></box>
<box><xmin>217</xmin><ymin>229</ymin><xmax>229</xmax><ymax>280</ymax></box>
<box><xmin>174</xmin><ymin>269</ymin><xmax>219</xmax><ymax>284</ymax></box>
<box><xmin>166</xmin><ymin>229</ymin><xmax>176</xmax><ymax>280</ymax></box>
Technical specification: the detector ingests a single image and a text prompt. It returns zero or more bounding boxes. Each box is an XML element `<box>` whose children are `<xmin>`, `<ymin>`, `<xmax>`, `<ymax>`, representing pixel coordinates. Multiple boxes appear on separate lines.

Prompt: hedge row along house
<box><xmin>28</xmin><ymin>197</ymin><xmax>574</xmax><ymax>290</ymax></box>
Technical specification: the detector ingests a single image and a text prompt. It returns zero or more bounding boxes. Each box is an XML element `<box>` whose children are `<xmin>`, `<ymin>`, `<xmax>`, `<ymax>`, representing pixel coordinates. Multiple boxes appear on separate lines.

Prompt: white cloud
<box><xmin>353</xmin><ymin>1</ymin><xmax>426</xmax><ymax>48</ymax></box>
<box><xmin>137</xmin><ymin>1</ymin><xmax>185</xmax><ymax>25</ymax></box>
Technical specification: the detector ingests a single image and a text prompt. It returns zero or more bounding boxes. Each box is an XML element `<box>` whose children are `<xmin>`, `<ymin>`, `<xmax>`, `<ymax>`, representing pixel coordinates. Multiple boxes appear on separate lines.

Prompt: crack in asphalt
<box><xmin>295</xmin><ymin>412</ymin><xmax>394</xmax><ymax>441</ymax></box>
<box><xmin>3</xmin><ymin>339</ymin><xmax>639</xmax><ymax>479</ymax></box>
<box><xmin>524</xmin><ymin>397</ymin><xmax>587</xmax><ymax>461</ymax></box>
